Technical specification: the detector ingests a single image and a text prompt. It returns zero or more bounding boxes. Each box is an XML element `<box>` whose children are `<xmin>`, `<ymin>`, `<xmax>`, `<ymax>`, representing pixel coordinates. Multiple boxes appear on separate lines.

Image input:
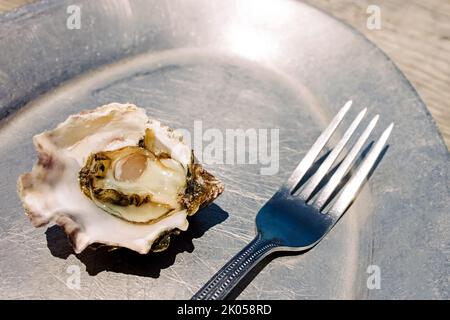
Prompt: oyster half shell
<box><xmin>17</xmin><ymin>103</ymin><xmax>224</xmax><ymax>254</ymax></box>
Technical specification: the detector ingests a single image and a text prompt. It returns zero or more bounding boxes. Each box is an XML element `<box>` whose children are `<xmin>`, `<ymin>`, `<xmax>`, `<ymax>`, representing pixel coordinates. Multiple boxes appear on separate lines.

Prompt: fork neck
<box><xmin>191</xmin><ymin>233</ymin><xmax>280</xmax><ymax>300</ymax></box>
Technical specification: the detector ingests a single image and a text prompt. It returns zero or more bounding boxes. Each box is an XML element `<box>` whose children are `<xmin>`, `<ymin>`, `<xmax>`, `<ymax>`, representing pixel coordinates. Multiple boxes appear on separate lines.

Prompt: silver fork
<box><xmin>191</xmin><ymin>100</ymin><xmax>393</xmax><ymax>300</ymax></box>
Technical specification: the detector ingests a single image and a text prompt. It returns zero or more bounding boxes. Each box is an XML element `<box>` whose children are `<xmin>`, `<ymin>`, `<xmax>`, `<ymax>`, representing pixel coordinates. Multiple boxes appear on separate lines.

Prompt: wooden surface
<box><xmin>302</xmin><ymin>0</ymin><xmax>450</xmax><ymax>149</ymax></box>
<box><xmin>0</xmin><ymin>0</ymin><xmax>32</xmax><ymax>11</ymax></box>
<box><xmin>1</xmin><ymin>0</ymin><xmax>449</xmax><ymax>148</ymax></box>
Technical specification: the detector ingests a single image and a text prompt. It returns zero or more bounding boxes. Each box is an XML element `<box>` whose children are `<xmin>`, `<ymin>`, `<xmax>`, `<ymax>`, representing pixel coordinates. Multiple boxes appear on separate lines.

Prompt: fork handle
<box><xmin>191</xmin><ymin>234</ymin><xmax>279</xmax><ymax>300</ymax></box>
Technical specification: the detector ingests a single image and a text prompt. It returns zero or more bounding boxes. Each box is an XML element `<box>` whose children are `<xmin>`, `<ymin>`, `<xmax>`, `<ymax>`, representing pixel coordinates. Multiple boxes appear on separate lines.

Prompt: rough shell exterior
<box><xmin>17</xmin><ymin>103</ymin><xmax>223</xmax><ymax>254</ymax></box>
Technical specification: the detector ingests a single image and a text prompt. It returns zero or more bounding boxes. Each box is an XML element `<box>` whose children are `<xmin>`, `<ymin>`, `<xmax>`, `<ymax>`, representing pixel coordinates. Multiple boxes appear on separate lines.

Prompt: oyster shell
<box><xmin>17</xmin><ymin>103</ymin><xmax>223</xmax><ymax>254</ymax></box>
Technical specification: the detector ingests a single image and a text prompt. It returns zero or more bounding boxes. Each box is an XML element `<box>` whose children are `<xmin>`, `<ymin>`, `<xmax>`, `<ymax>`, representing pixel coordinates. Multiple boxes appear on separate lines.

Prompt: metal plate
<box><xmin>0</xmin><ymin>0</ymin><xmax>448</xmax><ymax>299</ymax></box>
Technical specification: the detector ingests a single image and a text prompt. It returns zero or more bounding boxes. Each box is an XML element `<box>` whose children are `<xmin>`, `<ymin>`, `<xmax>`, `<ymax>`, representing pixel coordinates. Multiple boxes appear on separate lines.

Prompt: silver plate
<box><xmin>0</xmin><ymin>0</ymin><xmax>448</xmax><ymax>299</ymax></box>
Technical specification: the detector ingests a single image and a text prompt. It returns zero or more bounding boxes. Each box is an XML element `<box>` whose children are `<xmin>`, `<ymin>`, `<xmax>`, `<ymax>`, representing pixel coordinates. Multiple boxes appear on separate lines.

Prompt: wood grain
<box><xmin>0</xmin><ymin>0</ymin><xmax>32</xmax><ymax>11</ymax></box>
<box><xmin>301</xmin><ymin>0</ymin><xmax>450</xmax><ymax>149</ymax></box>
<box><xmin>1</xmin><ymin>0</ymin><xmax>449</xmax><ymax>148</ymax></box>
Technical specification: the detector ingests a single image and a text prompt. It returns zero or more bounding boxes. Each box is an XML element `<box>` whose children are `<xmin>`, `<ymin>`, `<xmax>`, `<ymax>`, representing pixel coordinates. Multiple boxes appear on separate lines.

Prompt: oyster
<box><xmin>17</xmin><ymin>103</ymin><xmax>223</xmax><ymax>254</ymax></box>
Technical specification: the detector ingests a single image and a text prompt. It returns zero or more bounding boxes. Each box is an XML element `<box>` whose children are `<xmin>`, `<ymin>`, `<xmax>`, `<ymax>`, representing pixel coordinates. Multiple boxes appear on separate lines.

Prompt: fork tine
<box><xmin>298</xmin><ymin>108</ymin><xmax>367</xmax><ymax>200</ymax></box>
<box><xmin>286</xmin><ymin>100</ymin><xmax>352</xmax><ymax>192</ymax></box>
<box><xmin>314</xmin><ymin>115</ymin><xmax>379</xmax><ymax>209</ymax></box>
<box><xmin>328</xmin><ymin>123</ymin><xmax>394</xmax><ymax>217</ymax></box>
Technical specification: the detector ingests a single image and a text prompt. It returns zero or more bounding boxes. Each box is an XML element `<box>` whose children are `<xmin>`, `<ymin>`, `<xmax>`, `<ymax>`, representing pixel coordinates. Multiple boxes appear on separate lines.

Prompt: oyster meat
<box><xmin>17</xmin><ymin>103</ymin><xmax>223</xmax><ymax>254</ymax></box>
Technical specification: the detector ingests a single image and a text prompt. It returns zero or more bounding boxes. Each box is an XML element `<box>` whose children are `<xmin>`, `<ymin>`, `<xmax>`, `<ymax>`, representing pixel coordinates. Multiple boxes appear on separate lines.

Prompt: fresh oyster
<box><xmin>17</xmin><ymin>103</ymin><xmax>223</xmax><ymax>254</ymax></box>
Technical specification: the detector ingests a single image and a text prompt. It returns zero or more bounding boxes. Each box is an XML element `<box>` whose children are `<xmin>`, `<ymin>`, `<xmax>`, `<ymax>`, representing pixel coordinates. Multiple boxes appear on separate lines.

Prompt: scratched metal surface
<box><xmin>0</xmin><ymin>0</ymin><xmax>448</xmax><ymax>299</ymax></box>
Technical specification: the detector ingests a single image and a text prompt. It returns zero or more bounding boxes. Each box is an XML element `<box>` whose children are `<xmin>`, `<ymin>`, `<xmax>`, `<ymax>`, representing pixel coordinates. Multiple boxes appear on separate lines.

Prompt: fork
<box><xmin>191</xmin><ymin>100</ymin><xmax>393</xmax><ymax>300</ymax></box>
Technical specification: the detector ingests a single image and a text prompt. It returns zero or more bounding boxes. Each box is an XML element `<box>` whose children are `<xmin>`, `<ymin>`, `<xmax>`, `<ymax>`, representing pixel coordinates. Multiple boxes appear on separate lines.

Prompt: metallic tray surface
<box><xmin>0</xmin><ymin>0</ymin><xmax>448</xmax><ymax>299</ymax></box>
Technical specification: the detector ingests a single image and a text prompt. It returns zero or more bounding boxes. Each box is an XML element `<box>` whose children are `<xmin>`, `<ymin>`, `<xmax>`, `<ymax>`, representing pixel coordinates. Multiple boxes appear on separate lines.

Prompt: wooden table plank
<box><xmin>301</xmin><ymin>0</ymin><xmax>450</xmax><ymax>149</ymax></box>
<box><xmin>1</xmin><ymin>0</ymin><xmax>449</xmax><ymax>148</ymax></box>
<box><xmin>0</xmin><ymin>0</ymin><xmax>32</xmax><ymax>11</ymax></box>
